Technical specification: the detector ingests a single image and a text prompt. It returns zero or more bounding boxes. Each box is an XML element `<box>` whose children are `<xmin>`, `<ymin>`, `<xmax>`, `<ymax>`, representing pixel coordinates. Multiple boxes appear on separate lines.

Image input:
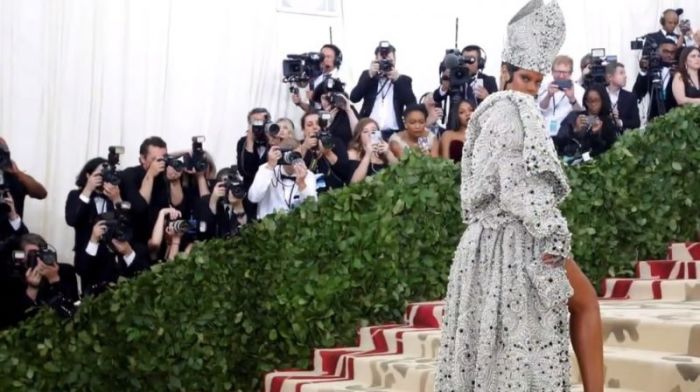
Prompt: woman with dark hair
<box><xmin>555</xmin><ymin>84</ymin><xmax>619</xmax><ymax>159</ymax></box>
<box><xmin>672</xmin><ymin>46</ymin><xmax>700</xmax><ymax>105</ymax></box>
<box><xmin>388</xmin><ymin>104</ymin><xmax>439</xmax><ymax>158</ymax></box>
<box><xmin>434</xmin><ymin>1</ymin><xmax>603</xmax><ymax>390</ymax></box>
<box><xmin>346</xmin><ymin>118</ymin><xmax>399</xmax><ymax>183</ymax></box>
<box><xmin>439</xmin><ymin>100</ymin><xmax>474</xmax><ymax>163</ymax></box>
<box><xmin>65</xmin><ymin>157</ymin><xmax>149</xmax><ymax>294</ymax></box>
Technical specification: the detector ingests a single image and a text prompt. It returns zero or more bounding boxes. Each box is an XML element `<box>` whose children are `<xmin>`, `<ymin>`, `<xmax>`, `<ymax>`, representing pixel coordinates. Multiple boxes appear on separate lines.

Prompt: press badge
<box><xmin>582</xmin><ymin>152</ymin><xmax>592</xmax><ymax>162</ymax></box>
<box><xmin>549</xmin><ymin>120</ymin><xmax>558</xmax><ymax>135</ymax></box>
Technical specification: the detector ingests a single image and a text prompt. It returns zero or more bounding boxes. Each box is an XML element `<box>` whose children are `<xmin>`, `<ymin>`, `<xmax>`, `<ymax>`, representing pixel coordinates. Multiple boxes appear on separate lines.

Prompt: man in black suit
<box><xmin>644</xmin><ymin>9</ymin><xmax>692</xmax><ymax>51</ymax></box>
<box><xmin>350</xmin><ymin>41</ymin><xmax>416</xmax><ymax>139</ymax></box>
<box><xmin>633</xmin><ymin>38</ymin><xmax>678</xmax><ymax>122</ymax></box>
<box><xmin>605</xmin><ymin>62</ymin><xmax>640</xmax><ymax>133</ymax></box>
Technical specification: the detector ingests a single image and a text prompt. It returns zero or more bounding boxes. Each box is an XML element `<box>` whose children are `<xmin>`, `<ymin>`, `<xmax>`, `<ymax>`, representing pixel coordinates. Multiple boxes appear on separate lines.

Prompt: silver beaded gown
<box><xmin>433</xmin><ymin>90</ymin><xmax>574</xmax><ymax>391</ymax></box>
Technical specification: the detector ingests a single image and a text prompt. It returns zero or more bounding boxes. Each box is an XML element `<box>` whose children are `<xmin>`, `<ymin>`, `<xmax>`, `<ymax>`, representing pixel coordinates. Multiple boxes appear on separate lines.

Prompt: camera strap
<box><xmin>377</xmin><ymin>78</ymin><xmax>392</xmax><ymax>102</ymax></box>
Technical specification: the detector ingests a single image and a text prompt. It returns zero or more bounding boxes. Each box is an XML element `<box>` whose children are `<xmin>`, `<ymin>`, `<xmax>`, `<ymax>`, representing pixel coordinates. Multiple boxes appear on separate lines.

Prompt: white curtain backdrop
<box><xmin>1</xmin><ymin>0</ymin><xmax>698</xmax><ymax>258</ymax></box>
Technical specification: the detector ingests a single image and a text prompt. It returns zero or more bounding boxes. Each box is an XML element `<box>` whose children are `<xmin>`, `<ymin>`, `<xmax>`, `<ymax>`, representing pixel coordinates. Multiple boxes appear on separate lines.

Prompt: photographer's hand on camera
<box><xmin>590</xmin><ymin>118</ymin><xmax>603</xmax><ymax>134</ymax></box>
<box><xmin>3</xmin><ymin>192</ymin><xmax>20</xmax><ymax>222</ymax></box>
<box><xmin>293</xmin><ymin>162</ymin><xmax>309</xmax><ymax>191</ymax></box>
<box><xmin>24</xmin><ymin>266</ymin><xmax>42</xmax><ymax>301</ymax></box>
<box><xmin>369</xmin><ymin>61</ymin><xmax>380</xmax><ymax>78</ymax></box>
<box><xmin>575</xmin><ymin>115</ymin><xmax>588</xmax><ymax>133</ymax></box>
<box><xmin>208</xmin><ymin>181</ymin><xmax>227</xmax><ymax>214</ymax></box>
<box><xmin>639</xmin><ymin>58</ymin><xmax>649</xmax><ymax>73</ymax></box>
<box><xmin>266</xmin><ymin>146</ymin><xmax>282</xmax><ymax>169</ymax></box>
<box><xmin>82</xmin><ymin>171</ymin><xmax>103</xmax><ymax>199</ymax></box>
<box><xmin>103</xmin><ymin>183</ymin><xmax>122</xmax><ymax>205</ymax></box>
<box><xmin>90</xmin><ymin>220</ymin><xmax>107</xmax><ymax>244</ymax></box>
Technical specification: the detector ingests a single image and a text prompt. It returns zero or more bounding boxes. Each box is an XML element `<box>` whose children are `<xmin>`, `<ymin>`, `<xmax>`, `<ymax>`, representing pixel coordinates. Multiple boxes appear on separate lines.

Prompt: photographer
<box><xmin>248</xmin><ymin>139</ymin><xmax>317</xmax><ymax>220</ymax></box>
<box><xmin>434</xmin><ymin>45</ymin><xmax>498</xmax><ymax>109</ymax></box>
<box><xmin>0</xmin><ymin>137</ymin><xmax>48</xmax><ymax>218</ymax></box>
<box><xmin>2</xmin><ymin>234</ymin><xmax>78</xmax><ymax>328</ymax></box>
<box><xmin>605</xmin><ymin>62</ymin><xmax>640</xmax><ymax>132</ymax></box>
<box><xmin>312</xmin><ymin>78</ymin><xmax>358</xmax><ymax>145</ymax></box>
<box><xmin>350</xmin><ymin>42</ymin><xmax>417</xmax><ymax>141</ymax></box>
<box><xmin>298</xmin><ymin>110</ymin><xmax>350</xmax><ymax>193</ymax></box>
<box><xmin>538</xmin><ymin>55</ymin><xmax>585</xmax><ymax>136</ymax></box>
<box><xmin>195</xmin><ymin>167</ymin><xmax>248</xmax><ymax>239</ymax></box>
<box><xmin>632</xmin><ymin>38</ymin><xmax>678</xmax><ymax>122</ymax></box>
<box><xmin>0</xmin><ymin>191</ymin><xmax>28</xmax><ymax>247</ymax></box>
<box><xmin>645</xmin><ymin>9</ymin><xmax>694</xmax><ymax>50</ymax></box>
<box><xmin>119</xmin><ymin>137</ymin><xmax>185</xmax><ymax>245</ymax></box>
<box><xmin>237</xmin><ymin>108</ymin><xmax>273</xmax><ymax>187</ymax></box>
<box><xmin>78</xmin><ymin>211</ymin><xmax>150</xmax><ymax>295</ymax></box>
<box><xmin>291</xmin><ymin>44</ymin><xmax>343</xmax><ymax>112</ymax></box>
<box><xmin>555</xmin><ymin>85</ymin><xmax>618</xmax><ymax>161</ymax></box>
<box><xmin>148</xmin><ymin>207</ymin><xmax>193</xmax><ymax>262</ymax></box>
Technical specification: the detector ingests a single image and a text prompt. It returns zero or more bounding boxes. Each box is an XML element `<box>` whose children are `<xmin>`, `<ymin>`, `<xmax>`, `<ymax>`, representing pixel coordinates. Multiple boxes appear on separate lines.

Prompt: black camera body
<box><xmin>283</xmin><ymin>52</ymin><xmax>324</xmax><ymax>83</ymax></box>
<box><xmin>185</xmin><ymin>136</ymin><xmax>208</xmax><ymax>173</ymax></box>
<box><xmin>329</xmin><ymin>92</ymin><xmax>347</xmax><ymax>110</ymax></box>
<box><xmin>317</xmin><ymin>130</ymin><xmax>335</xmax><ymax>150</ymax></box>
<box><xmin>18</xmin><ymin>246</ymin><xmax>58</xmax><ymax>269</ymax></box>
<box><xmin>101</xmin><ymin>146</ymin><xmax>124</xmax><ymax>186</ymax></box>
<box><xmin>99</xmin><ymin>202</ymin><xmax>133</xmax><ymax>244</ymax></box>
<box><xmin>442</xmin><ymin>50</ymin><xmax>477</xmax><ymax>96</ymax></box>
<box><xmin>165</xmin><ymin>213</ymin><xmax>202</xmax><ymax>236</ymax></box>
<box><xmin>0</xmin><ymin>186</ymin><xmax>10</xmax><ymax>215</ymax></box>
<box><xmin>218</xmin><ymin>167</ymin><xmax>247</xmax><ymax>199</ymax></box>
<box><xmin>278</xmin><ymin>149</ymin><xmax>303</xmax><ymax>166</ymax></box>
<box><xmin>378</xmin><ymin>59</ymin><xmax>394</xmax><ymax>73</ymax></box>
<box><xmin>251</xmin><ymin>121</ymin><xmax>281</xmax><ymax>146</ymax></box>
<box><xmin>162</xmin><ymin>154</ymin><xmax>185</xmax><ymax>172</ymax></box>
<box><xmin>583</xmin><ymin>48</ymin><xmax>617</xmax><ymax>89</ymax></box>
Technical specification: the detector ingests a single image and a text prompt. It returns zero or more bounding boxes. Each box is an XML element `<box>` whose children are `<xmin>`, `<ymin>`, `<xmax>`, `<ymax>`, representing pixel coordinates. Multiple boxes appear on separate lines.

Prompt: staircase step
<box><xmin>601</xmin><ymin>278</ymin><xmax>700</xmax><ymax>300</ymax></box>
<box><xmin>667</xmin><ymin>242</ymin><xmax>700</xmax><ymax>261</ymax></box>
<box><xmin>635</xmin><ymin>260</ymin><xmax>700</xmax><ymax>279</ymax></box>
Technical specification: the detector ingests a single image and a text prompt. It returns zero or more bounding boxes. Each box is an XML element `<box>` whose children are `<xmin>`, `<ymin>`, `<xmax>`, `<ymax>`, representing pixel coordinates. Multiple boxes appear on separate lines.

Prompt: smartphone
<box><xmin>371</xmin><ymin>130</ymin><xmax>383</xmax><ymax>145</ymax></box>
<box><xmin>553</xmin><ymin>79</ymin><xmax>573</xmax><ymax>90</ymax></box>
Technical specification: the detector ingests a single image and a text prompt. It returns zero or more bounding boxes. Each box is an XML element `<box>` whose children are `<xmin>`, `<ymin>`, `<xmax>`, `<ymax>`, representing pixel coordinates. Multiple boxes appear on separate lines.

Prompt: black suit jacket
<box><xmin>633</xmin><ymin>70</ymin><xmax>677</xmax><ymax>122</ymax></box>
<box><xmin>614</xmin><ymin>89</ymin><xmax>641</xmax><ymax>132</ymax></box>
<box><xmin>350</xmin><ymin>71</ymin><xmax>416</xmax><ymax>130</ymax></box>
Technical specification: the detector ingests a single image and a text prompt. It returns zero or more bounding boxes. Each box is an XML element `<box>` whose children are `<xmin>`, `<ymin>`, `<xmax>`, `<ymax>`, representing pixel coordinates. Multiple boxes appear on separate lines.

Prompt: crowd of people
<box><xmin>1</xmin><ymin>8</ymin><xmax>700</xmax><ymax>331</ymax></box>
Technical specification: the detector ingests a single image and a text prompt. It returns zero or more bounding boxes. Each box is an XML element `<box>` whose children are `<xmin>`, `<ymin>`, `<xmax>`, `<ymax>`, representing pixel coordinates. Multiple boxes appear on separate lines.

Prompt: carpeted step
<box><xmin>635</xmin><ymin>260</ymin><xmax>700</xmax><ymax>279</ymax></box>
<box><xmin>600</xmin><ymin>278</ymin><xmax>700</xmax><ymax>300</ymax></box>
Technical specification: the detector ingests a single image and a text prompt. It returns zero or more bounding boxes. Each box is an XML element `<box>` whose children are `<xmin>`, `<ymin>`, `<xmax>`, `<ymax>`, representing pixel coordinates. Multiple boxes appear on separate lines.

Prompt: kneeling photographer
<box><xmin>77</xmin><ymin>201</ymin><xmax>150</xmax><ymax>296</ymax></box>
<box><xmin>554</xmin><ymin>85</ymin><xmax>618</xmax><ymax>164</ymax></box>
<box><xmin>248</xmin><ymin>139</ymin><xmax>317</xmax><ymax>220</ymax></box>
<box><xmin>194</xmin><ymin>167</ymin><xmax>248</xmax><ymax>240</ymax></box>
<box><xmin>2</xmin><ymin>234</ymin><xmax>78</xmax><ymax>329</ymax></box>
<box><xmin>299</xmin><ymin>110</ymin><xmax>351</xmax><ymax>193</ymax></box>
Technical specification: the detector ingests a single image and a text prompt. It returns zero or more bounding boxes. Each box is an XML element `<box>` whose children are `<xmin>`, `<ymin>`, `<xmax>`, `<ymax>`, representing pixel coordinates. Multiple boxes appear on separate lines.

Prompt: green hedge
<box><xmin>0</xmin><ymin>154</ymin><xmax>463</xmax><ymax>391</ymax></box>
<box><xmin>561</xmin><ymin>104</ymin><xmax>700</xmax><ymax>282</ymax></box>
<box><xmin>2</xmin><ymin>105</ymin><xmax>699</xmax><ymax>391</ymax></box>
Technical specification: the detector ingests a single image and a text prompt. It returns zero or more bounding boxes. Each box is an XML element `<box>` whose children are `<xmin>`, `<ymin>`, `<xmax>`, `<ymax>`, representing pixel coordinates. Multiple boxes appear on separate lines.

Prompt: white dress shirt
<box><xmin>248</xmin><ymin>164</ymin><xmax>318</xmax><ymax>220</ymax></box>
<box><xmin>369</xmin><ymin>78</ymin><xmax>399</xmax><ymax>131</ymax></box>
<box><xmin>538</xmin><ymin>75</ymin><xmax>585</xmax><ymax>136</ymax></box>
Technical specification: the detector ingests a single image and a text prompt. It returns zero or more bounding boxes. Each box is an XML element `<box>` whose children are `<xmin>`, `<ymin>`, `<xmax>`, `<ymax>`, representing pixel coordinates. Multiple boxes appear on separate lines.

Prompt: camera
<box><xmin>329</xmin><ymin>92</ymin><xmax>347</xmax><ymax>110</ymax></box>
<box><xmin>0</xmin><ymin>147</ymin><xmax>11</xmax><ymax>170</ymax></box>
<box><xmin>99</xmin><ymin>201</ymin><xmax>133</xmax><ymax>243</ymax></box>
<box><xmin>278</xmin><ymin>149</ymin><xmax>303</xmax><ymax>166</ymax></box>
<box><xmin>14</xmin><ymin>245</ymin><xmax>58</xmax><ymax>269</ymax></box>
<box><xmin>185</xmin><ymin>136</ymin><xmax>208</xmax><ymax>173</ymax></box>
<box><xmin>582</xmin><ymin>48</ymin><xmax>617</xmax><ymax>89</ymax></box>
<box><xmin>252</xmin><ymin>121</ymin><xmax>281</xmax><ymax>146</ymax></box>
<box><xmin>376</xmin><ymin>40</ymin><xmax>394</xmax><ymax>75</ymax></box>
<box><xmin>680</xmin><ymin>19</ymin><xmax>692</xmax><ymax>35</ymax></box>
<box><xmin>101</xmin><ymin>145</ymin><xmax>124</xmax><ymax>186</ymax></box>
<box><xmin>217</xmin><ymin>167</ymin><xmax>247</xmax><ymax>199</ymax></box>
<box><xmin>442</xmin><ymin>50</ymin><xmax>477</xmax><ymax>95</ymax></box>
<box><xmin>283</xmin><ymin>52</ymin><xmax>324</xmax><ymax>83</ymax></box>
<box><xmin>162</xmin><ymin>154</ymin><xmax>185</xmax><ymax>172</ymax></box>
<box><xmin>165</xmin><ymin>213</ymin><xmax>203</xmax><ymax>236</ymax></box>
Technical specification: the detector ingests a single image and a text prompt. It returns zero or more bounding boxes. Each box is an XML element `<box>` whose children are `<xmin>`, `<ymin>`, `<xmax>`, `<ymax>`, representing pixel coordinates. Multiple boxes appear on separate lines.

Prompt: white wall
<box><xmin>0</xmin><ymin>0</ymin><xmax>698</xmax><ymax>258</ymax></box>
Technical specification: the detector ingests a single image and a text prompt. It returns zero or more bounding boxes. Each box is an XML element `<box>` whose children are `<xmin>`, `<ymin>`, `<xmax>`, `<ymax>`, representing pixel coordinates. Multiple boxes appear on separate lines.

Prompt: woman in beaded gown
<box><xmin>433</xmin><ymin>1</ymin><xmax>603</xmax><ymax>391</ymax></box>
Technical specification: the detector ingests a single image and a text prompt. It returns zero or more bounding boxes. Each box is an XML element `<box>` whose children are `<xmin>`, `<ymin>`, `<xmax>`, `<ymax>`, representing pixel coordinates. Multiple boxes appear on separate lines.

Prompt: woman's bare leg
<box><xmin>566</xmin><ymin>259</ymin><xmax>604</xmax><ymax>391</ymax></box>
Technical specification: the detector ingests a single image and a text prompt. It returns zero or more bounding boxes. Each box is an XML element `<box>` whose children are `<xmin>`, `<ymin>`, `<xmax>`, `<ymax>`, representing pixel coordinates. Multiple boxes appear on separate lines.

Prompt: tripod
<box><xmin>647</xmin><ymin>70</ymin><xmax>667</xmax><ymax>121</ymax></box>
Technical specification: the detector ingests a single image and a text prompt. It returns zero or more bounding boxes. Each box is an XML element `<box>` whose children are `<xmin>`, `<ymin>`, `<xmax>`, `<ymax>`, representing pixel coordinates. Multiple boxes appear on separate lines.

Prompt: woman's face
<box><xmin>303</xmin><ymin>114</ymin><xmax>320</xmax><ymax>138</ymax></box>
<box><xmin>360</xmin><ymin>121</ymin><xmax>378</xmax><ymax>145</ymax></box>
<box><xmin>320</xmin><ymin>94</ymin><xmax>332</xmax><ymax>111</ymax></box>
<box><xmin>405</xmin><ymin>111</ymin><xmax>426</xmax><ymax>138</ymax></box>
<box><xmin>458</xmin><ymin>102</ymin><xmax>474</xmax><ymax>127</ymax></box>
<box><xmin>686</xmin><ymin>49</ymin><xmax>700</xmax><ymax>71</ymax></box>
<box><xmin>502</xmin><ymin>66</ymin><xmax>544</xmax><ymax>96</ymax></box>
<box><xmin>276</xmin><ymin>120</ymin><xmax>293</xmax><ymax>140</ymax></box>
<box><xmin>585</xmin><ymin>90</ymin><xmax>602</xmax><ymax>115</ymax></box>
